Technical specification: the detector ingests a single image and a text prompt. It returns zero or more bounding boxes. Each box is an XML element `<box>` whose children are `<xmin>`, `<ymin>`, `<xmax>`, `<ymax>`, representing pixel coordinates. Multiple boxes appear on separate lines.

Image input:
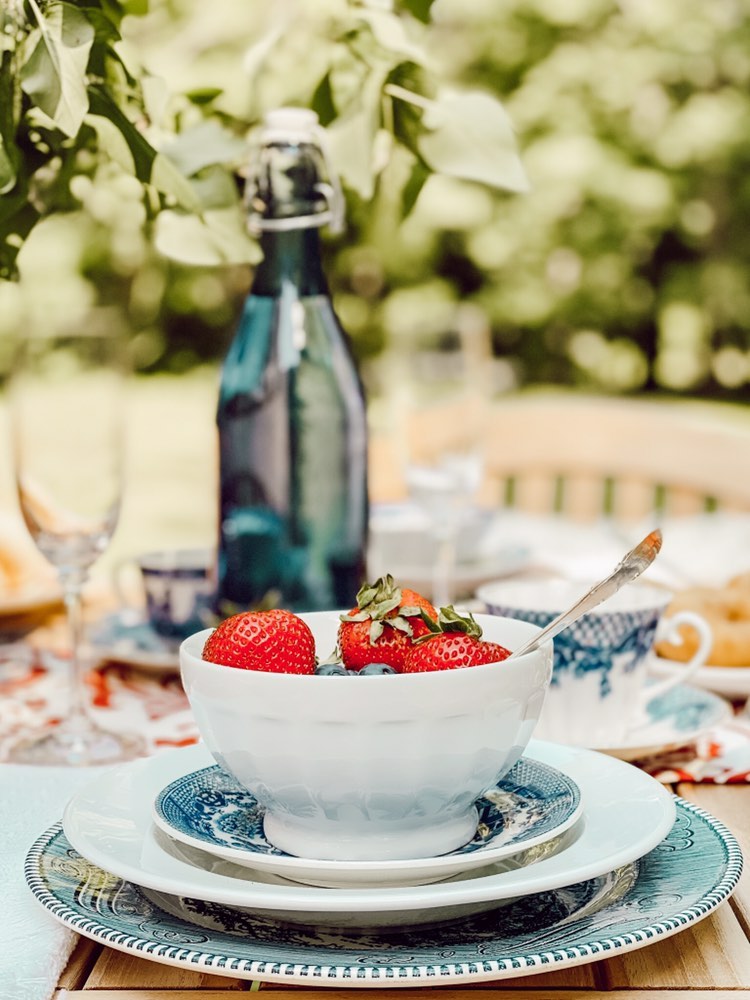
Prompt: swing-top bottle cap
<box><xmin>244</xmin><ymin>107</ymin><xmax>345</xmax><ymax>235</ymax></box>
<box><xmin>262</xmin><ymin>108</ymin><xmax>320</xmax><ymax>142</ymax></box>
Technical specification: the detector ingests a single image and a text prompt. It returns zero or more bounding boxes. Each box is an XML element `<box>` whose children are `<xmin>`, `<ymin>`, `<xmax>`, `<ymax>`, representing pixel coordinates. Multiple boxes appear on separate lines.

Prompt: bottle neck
<box><xmin>251</xmin><ymin>227</ymin><xmax>329</xmax><ymax>297</ymax></box>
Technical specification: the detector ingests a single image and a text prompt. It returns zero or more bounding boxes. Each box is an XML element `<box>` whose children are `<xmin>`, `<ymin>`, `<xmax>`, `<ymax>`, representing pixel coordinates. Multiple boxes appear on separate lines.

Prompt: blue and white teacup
<box><xmin>115</xmin><ymin>548</ymin><xmax>215</xmax><ymax>641</ymax></box>
<box><xmin>476</xmin><ymin>578</ymin><xmax>712</xmax><ymax>748</ymax></box>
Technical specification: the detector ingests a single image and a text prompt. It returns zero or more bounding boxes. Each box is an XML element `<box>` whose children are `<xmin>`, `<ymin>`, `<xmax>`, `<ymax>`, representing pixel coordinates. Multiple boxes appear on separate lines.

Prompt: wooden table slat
<box><xmin>52</xmin><ymin>992</ymin><xmax>750</xmax><ymax>1000</ymax></box>
<box><xmin>601</xmin><ymin>902</ymin><xmax>750</xmax><ymax>988</ymax></box>
<box><xmin>83</xmin><ymin>947</ymin><xmax>249</xmax><ymax>990</ymax></box>
<box><xmin>55</xmin><ymin>936</ymin><xmax>102</xmax><ymax>990</ymax></box>
<box><xmin>678</xmin><ymin>782</ymin><xmax>750</xmax><ymax>933</ymax></box>
<box><xmin>474</xmin><ymin>963</ymin><xmax>600</xmax><ymax>989</ymax></box>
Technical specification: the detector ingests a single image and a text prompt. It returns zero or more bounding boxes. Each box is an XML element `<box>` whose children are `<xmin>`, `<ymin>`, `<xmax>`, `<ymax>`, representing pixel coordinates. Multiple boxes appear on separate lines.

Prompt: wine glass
<box><xmin>6</xmin><ymin>327</ymin><xmax>145</xmax><ymax>765</ymax></box>
<box><xmin>381</xmin><ymin>311</ymin><xmax>492</xmax><ymax>608</ymax></box>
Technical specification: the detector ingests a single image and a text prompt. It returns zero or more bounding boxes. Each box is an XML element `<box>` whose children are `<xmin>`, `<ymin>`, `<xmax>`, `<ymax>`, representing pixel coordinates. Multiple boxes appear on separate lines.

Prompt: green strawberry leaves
<box><xmin>414</xmin><ymin>606</ymin><xmax>483</xmax><ymax>644</ymax></box>
<box><xmin>339</xmin><ymin>574</ymin><xmax>437</xmax><ymax>646</ymax></box>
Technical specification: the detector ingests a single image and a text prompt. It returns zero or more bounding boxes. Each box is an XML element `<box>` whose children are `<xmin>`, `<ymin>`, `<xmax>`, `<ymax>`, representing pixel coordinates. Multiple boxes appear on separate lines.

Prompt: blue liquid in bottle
<box><xmin>216</xmin><ymin>109</ymin><xmax>368</xmax><ymax>612</ymax></box>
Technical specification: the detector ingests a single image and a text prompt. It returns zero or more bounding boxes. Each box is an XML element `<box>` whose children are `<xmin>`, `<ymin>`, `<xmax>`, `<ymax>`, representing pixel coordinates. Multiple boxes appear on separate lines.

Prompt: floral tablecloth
<box><xmin>1</xmin><ymin>638</ymin><xmax>750</xmax><ymax>782</ymax></box>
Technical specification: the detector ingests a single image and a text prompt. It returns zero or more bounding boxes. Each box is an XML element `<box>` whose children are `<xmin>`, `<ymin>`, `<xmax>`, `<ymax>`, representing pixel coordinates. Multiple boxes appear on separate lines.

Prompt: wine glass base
<box><xmin>6</xmin><ymin>722</ymin><xmax>146</xmax><ymax>767</ymax></box>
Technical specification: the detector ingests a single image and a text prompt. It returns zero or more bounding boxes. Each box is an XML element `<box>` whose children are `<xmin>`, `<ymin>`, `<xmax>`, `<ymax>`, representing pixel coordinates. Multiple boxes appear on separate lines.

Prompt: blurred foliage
<box><xmin>2</xmin><ymin>0</ymin><xmax>750</xmax><ymax>401</ymax></box>
<box><xmin>0</xmin><ymin>0</ymin><xmax>258</xmax><ymax>282</ymax></box>
<box><xmin>423</xmin><ymin>0</ymin><xmax>750</xmax><ymax>399</ymax></box>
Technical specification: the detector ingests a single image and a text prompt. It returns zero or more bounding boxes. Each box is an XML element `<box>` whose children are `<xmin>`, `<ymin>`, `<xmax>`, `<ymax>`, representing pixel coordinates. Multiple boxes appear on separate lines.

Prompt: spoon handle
<box><xmin>509</xmin><ymin>529</ymin><xmax>663</xmax><ymax>659</ymax></box>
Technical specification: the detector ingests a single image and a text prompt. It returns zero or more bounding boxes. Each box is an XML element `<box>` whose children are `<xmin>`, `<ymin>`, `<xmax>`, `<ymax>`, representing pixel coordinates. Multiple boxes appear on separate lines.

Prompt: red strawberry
<box><xmin>338</xmin><ymin>574</ymin><xmax>437</xmax><ymax>672</ymax></box>
<box><xmin>402</xmin><ymin>607</ymin><xmax>511</xmax><ymax>673</ymax></box>
<box><xmin>202</xmin><ymin>609</ymin><xmax>316</xmax><ymax>674</ymax></box>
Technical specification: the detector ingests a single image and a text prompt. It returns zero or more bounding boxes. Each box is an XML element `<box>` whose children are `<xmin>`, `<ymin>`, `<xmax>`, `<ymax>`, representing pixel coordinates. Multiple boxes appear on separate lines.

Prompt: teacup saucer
<box><xmin>87</xmin><ymin>609</ymin><xmax>180</xmax><ymax>673</ymax></box>
<box><xmin>591</xmin><ymin>683</ymin><xmax>732</xmax><ymax>761</ymax></box>
<box><xmin>152</xmin><ymin>756</ymin><xmax>583</xmax><ymax>888</ymax></box>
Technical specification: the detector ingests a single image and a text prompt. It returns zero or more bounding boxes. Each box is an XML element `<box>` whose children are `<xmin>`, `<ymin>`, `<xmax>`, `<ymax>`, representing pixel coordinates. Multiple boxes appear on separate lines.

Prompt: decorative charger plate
<box><xmin>649</xmin><ymin>654</ymin><xmax>750</xmax><ymax>701</ymax></box>
<box><xmin>27</xmin><ymin>798</ymin><xmax>742</xmax><ymax>987</ymax></box>
<box><xmin>152</xmin><ymin>757</ymin><xmax>583</xmax><ymax>888</ymax></box>
<box><xmin>61</xmin><ymin>741</ymin><xmax>676</xmax><ymax>925</ymax></box>
<box><xmin>592</xmin><ymin>683</ymin><xmax>733</xmax><ymax>761</ymax></box>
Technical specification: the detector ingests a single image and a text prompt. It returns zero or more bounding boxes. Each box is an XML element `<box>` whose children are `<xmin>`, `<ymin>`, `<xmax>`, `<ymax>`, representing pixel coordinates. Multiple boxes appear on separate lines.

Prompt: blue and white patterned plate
<box><xmin>61</xmin><ymin>741</ymin><xmax>678</xmax><ymax>920</ymax></box>
<box><xmin>594</xmin><ymin>683</ymin><xmax>733</xmax><ymax>761</ymax></box>
<box><xmin>26</xmin><ymin>798</ymin><xmax>742</xmax><ymax>987</ymax></box>
<box><xmin>88</xmin><ymin>609</ymin><xmax>179</xmax><ymax>672</ymax></box>
<box><xmin>152</xmin><ymin>758</ymin><xmax>583</xmax><ymax>888</ymax></box>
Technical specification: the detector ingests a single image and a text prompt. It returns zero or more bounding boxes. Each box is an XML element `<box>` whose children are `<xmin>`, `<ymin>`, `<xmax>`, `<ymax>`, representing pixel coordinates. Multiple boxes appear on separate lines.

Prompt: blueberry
<box><xmin>315</xmin><ymin>662</ymin><xmax>349</xmax><ymax>676</ymax></box>
<box><xmin>358</xmin><ymin>662</ymin><xmax>397</xmax><ymax>676</ymax></box>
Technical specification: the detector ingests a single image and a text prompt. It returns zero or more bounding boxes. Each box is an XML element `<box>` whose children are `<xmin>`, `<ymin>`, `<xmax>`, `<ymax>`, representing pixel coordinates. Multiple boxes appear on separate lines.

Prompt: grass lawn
<box><xmin>0</xmin><ymin>367</ymin><xmax>220</xmax><ymax>584</ymax></box>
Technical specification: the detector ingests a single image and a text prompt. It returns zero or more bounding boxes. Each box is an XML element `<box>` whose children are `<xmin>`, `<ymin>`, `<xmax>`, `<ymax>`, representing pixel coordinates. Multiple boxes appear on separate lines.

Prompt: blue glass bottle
<box><xmin>216</xmin><ymin>109</ymin><xmax>368</xmax><ymax>612</ymax></box>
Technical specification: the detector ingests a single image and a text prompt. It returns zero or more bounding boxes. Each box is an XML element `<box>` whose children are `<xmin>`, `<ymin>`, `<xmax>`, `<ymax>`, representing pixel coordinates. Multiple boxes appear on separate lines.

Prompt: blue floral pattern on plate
<box><xmin>152</xmin><ymin>757</ymin><xmax>583</xmax><ymax>886</ymax></box>
<box><xmin>25</xmin><ymin>799</ymin><xmax>742</xmax><ymax>986</ymax></box>
<box><xmin>88</xmin><ymin>609</ymin><xmax>180</xmax><ymax>671</ymax></box>
<box><xmin>595</xmin><ymin>683</ymin><xmax>732</xmax><ymax>760</ymax></box>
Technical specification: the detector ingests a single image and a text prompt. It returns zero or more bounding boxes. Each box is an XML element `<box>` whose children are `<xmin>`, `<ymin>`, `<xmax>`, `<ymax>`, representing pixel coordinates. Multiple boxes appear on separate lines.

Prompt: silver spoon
<box><xmin>508</xmin><ymin>528</ymin><xmax>663</xmax><ymax>659</ymax></box>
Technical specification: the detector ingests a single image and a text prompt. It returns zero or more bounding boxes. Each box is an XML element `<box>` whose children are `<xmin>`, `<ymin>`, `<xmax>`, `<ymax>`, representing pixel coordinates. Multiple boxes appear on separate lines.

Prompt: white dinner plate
<box><xmin>152</xmin><ymin>756</ymin><xmax>583</xmax><ymax>888</ymax></box>
<box><xmin>27</xmin><ymin>798</ymin><xmax>742</xmax><ymax>986</ymax></box>
<box><xmin>591</xmin><ymin>683</ymin><xmax>733</xmax><ymax>761</ymax></box>
<box><xmin>62</xmin><ymin>740</ymin><xmax>676</xmax><ymax>927</ymax></box>
<box><xmin>649</xmin><ymin>653</ymin><xmax>750</xmax><ymax>700</ymax></box>
<box><xmin>87</xmin><ymin>609</ymin><xmax>180</xmax><ymax>672</ymax></box>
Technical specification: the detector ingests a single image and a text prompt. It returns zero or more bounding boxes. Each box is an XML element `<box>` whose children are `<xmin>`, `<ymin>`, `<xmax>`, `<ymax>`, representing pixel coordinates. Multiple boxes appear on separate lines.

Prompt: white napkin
<box><xmin>0</xmin><ymin>763</ymin><xmax>106</xmax><ymax>1000</ymax></box>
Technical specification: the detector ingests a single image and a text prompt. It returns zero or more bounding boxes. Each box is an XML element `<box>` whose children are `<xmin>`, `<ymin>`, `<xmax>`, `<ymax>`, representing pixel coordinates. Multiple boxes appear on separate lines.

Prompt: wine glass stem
<box><xmin>432</xmin><ymin>531</ymin><xmax>457</xmax><ymax>609</ymax></box>
<box><xmin>61</xmin><ymin>571</ymin><xmax>89</xmax><ymax>732</ymax></box>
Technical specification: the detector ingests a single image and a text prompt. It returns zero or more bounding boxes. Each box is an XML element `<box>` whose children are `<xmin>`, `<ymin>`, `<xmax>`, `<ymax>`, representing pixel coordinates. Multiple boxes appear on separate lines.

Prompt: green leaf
<box><xmin>327</xmin><ymin>69</ymin><xmax>385</xmax><ymax>199</ymax></box>
<box><xmin>151</xmin><ymin>152</ymin><xmax>202</xmax><ymax>212</ymax></box>
<box><xmin>437</xmin><ymin>606</ymin><xmax>483</xmax><ymax>637</ymax></box>
<box><xmin>400</xmin><ymin>0</ymin><xmax>437</xmax><ymax>23</ymax></box>
<box><xmin>416</xmin><ymin>89</ymin><xmax>529</xmax><ymax>193</ymax></box>
<box><xmin>355</xmin><ymin>9</ymin><xmax>428</xmax><ymax>64</ymax></box>
<box><xmin>20</xmin><ymin>1</ymin><xmax>95</xmax><ymax>138</ymax></box>
<box><xmin>401</xmin><ymin>156</ymin><xmax>429</xmax><ymax>217</ymax></box>
<box><xmin>185</xmin><ymin>87</ymin><xmax>224</xmax><ymax>106</ymax></box>
<box><xmin>387</xmin><ymin>615</ymin><xmax>413</xmax><ymax>635</ymax></box>
<box><xmin>87</xmin><ymin>84</ymin><xmax>155</xmax><ymax>182</ymax></box>
<box><xmin>0</xmin><ymin>51</ymin><xmax>20</xmax><ymax>195</ymax></box>
<box><xmin>0</xmin><ymin>200</ymin><xmax>39</xmax><ymax>281</ymax></box>
<box><xmin>75</xmin><ymin>0</ymin><xmax>129</xmax><ymax>30</ymax></box>
<box><xmin>154</xmin><ymin>206</ymin><xmax>261</xmax><ymax>267</ymax></box>
<box><xmin>311</xmin><ymin>72</ymin><xmax>337</xmax><ymax>127</ymax></box>
<box><xmin>189</xmin><ymin>165</ymin><xmax>242</xmax><ymax>210</ymax></box>
<box><xmin>122</xmin><ymin>0</ymin><xmax>148</xmax><ymax>15</ymax></box>
<box><xmin>84</xmin><ymin>111</ymin><xmax>136</xmax><ymax>174</ymax></box>
<box><xmin>160</xmin><ymin>120</ymin><xmax>247</xmax><ymax>178</ymax></box>
<box><xmin>386</xmin><ymin>63</ymin><xmax>434</xmax><ymax>155</ymax></box>
<box><xmin>369</xmin><ymin>619</ymin><xmax>385</xmax><ymax>643</ymax></box>
<box><xmin>78</xmin><ymin>8</ymin><xmax>122</xmax><ymax>44</ymax></box>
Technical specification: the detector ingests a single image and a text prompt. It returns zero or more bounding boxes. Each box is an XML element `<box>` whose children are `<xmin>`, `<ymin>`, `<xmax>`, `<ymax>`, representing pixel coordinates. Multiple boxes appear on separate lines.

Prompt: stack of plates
<box><xmin>26</xmin><ymin>740</ymin><xmax>742</xmax><ymax>986</ymax></box>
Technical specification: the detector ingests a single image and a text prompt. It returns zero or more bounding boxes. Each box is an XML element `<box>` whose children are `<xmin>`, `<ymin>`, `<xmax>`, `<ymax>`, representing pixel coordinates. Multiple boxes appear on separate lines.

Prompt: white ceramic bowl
<box><xmin>180</xmin><ymin>611</ymin><xmax>552</xmax><ymax>863</ymax></box>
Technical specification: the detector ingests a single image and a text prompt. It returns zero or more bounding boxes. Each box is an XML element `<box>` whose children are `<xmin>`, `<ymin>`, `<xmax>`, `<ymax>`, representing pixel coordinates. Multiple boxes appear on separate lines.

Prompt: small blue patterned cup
<box><xmin>115</xmin><ymin>548</ymin><xmax>215</xmax><ymax>641</ymax></box>
<box><xmin>477</xmin><ymin>578</ymin><xmax>712</xmax><ymax>748</ymax></box>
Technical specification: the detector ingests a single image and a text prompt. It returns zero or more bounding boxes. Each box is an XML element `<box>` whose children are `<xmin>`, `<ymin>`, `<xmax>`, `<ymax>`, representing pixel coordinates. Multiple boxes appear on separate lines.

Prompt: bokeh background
<box><xmin>1</xmin><ymin>0</ymin><xmax>749</xmax><ymax>568</ymax></box>
<box><xmin>4</xmin><ymin>0</ymin><xmax>750</xmax><ymax>395</ymax></box>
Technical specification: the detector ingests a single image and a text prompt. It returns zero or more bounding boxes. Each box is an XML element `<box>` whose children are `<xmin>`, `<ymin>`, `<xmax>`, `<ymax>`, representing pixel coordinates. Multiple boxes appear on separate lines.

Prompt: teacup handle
<box><xmin>638</xmin><ymin>610</ymin><xmax>713</xmax><ymax>710</ymax></box>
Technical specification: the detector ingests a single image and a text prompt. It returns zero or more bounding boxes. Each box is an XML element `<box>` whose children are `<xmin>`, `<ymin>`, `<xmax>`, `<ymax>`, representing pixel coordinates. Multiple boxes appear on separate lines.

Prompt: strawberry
<box><xmin>402</xmin><ymin>606</ymin><xmax>511</xmax><ymax>673</ymax></box>
<box><xmin>202</xmin><ymin>609</ymin><xmax>316</xmax><ymax>674</ymax></box>
<box><xmin>338</xmin><ymin>574</ymin><xmax>437</xmax><ymax>672</ymax></box>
